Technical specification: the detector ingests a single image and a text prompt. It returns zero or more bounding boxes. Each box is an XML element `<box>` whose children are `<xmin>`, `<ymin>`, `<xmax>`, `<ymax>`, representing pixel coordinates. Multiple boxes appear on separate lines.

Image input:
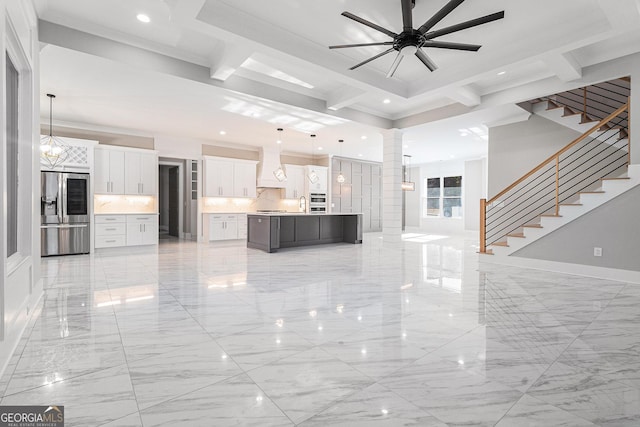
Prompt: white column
<box><xmin>382</xmin><ymin>129</ymin><xmax>403</xmax><ymax>243</ymax></box>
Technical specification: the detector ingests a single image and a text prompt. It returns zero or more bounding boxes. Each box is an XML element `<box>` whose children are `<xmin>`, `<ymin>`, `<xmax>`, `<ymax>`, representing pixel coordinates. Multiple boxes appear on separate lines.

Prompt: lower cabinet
<box><xmin>209</xmin><ymin>214</ymin><xmax>247</xmax><ymax>241</ymax></box>
<box><xmin>126</xmin><ymin>215</ymin><xmax>158</xmax><ymax>246</ymax></box>
<box><xmin>95</xmin><ymin>214</ymin><xmax>158</xmax><ymax>248</ymax></box>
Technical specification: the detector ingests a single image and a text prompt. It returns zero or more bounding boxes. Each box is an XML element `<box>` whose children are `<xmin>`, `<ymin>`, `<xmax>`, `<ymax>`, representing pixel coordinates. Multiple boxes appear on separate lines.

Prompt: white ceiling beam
<box><xmin>209</xmin><ymin>42</ymin><xmax>253</xmax><ymax>81</ymax></box>
<box><xmin>326</xmin><ymin>87</ymin><xmax>367</xmax><ymax>111</ymax></box>
<box><xmin>543</xmin><ymin>52</ymin><xmax>582</xmax><ymax>82</ymax></box>
<box><xmin>447</xmin><ymin>85</ymin><xmax>481</xmax><ymax>107</ymax></box>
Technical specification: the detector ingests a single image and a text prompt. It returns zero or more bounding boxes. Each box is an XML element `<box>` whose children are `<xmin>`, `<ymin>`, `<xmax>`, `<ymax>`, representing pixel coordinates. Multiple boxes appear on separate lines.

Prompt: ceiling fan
<box><xmin>329</xmin><ymin>0</ymin><xmax>505</xmax><ymax>77</ymax></box>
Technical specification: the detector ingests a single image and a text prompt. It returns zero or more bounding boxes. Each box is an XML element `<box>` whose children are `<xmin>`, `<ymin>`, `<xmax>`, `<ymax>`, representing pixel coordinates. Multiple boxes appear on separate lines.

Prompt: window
<box><xmin>423</xmin><ymin>175</ymin><xmax>462</xmax><ymax>218</ymax></box>
<box><xmin>425</xmin><ymin>178</ymin><xmax>440</xmax><ymax>217</ymax></box>
<box><xmin>6</xmin><ymin>53</ymin><xmax>19</xmax><ymax>257</ymax></box>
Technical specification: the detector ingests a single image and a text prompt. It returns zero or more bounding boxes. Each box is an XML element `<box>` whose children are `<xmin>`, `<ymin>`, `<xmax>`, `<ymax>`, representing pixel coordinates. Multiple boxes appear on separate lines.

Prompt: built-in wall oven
<box><xmin>309</xmin><ymin>193</ymin><xmax>327</xmax><ymax>213</ymax></box>
<box><xmin>41</xmin><ymin>172</ymin><xmax>90</xmax><ymax>256</ymax></box>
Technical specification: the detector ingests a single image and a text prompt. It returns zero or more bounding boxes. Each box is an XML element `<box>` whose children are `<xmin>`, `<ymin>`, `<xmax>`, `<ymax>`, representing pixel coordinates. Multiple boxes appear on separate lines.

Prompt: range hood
<box><xmin>256</xmin><ymin>147</ymin><xmax>286</xmax><ymax>188</ymax></box>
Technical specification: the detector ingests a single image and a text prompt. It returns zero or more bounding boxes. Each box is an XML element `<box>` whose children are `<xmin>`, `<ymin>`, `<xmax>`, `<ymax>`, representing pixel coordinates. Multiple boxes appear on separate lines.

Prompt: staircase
<box><xmin>480</xmin><ymin>81</ymin><xmax>634</xmax><ymax>257</ymax></box>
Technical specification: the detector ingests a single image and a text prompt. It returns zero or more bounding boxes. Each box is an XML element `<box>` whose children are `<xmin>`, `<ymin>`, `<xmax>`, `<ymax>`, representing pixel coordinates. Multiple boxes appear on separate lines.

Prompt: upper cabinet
<box><xmin>283</xmin><ymin>164</ymin><xmax>305</xmax><ymax>199</ymax></box>
<box><xmin>95</xmin><ymin>149</ymin><xmax>125</xmax><ymax>194</ymax></box>
<box><xmin>95</xmin><ymin>147</ymin><xmax>157</xmax><ymax>195</ymax></box>
<box><xmin>125</xmin><ymin>151</ymin><xmax>157</xmax><ymax>195</ymax></box>
<box><xmin>204</xmin><ymin>156</ymin><xmax>257</xmax><ymax>198</ymax></box>
<box><xmin>233</xmin><ymin>162</ymin><xmax>257</xmax><ymax>198</ymax></box>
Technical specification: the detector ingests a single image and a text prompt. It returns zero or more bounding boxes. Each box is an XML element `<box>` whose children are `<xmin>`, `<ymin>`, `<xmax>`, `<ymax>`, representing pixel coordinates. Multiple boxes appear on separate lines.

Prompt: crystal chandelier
<box><xmin>40</xmin><ymin>94</ymin><xmax>69</xmax><ymax>169</ymax></box>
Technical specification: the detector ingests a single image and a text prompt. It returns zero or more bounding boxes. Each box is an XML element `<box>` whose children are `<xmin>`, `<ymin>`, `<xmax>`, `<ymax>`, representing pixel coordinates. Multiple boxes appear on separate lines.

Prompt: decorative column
<box><xmin>381</xmin><ymin>128</ymin><xmax>404</xmax><ymax>243</ymax></box>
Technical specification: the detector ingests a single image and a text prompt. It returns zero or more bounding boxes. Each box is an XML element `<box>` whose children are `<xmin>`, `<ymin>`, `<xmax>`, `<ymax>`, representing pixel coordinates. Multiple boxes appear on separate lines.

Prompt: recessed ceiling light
<box><xmin>450</xmin><ymin>155</ymin><xmax>455</xmax><ymax>159</ymax></box>
<box><xmin>358</xmin><ymin>153</ymin><xmax>363</xmax><ymax>157</ymax></box>
<box><xmin>497</xmin><ymin>71</ymin><xmax>506</xmax><ymax>76</ymax></box>
<box><xmin>136</xmin><ymin>14</ymin><xmax>151</xmax><ymax>23</ymax></box>
<box><xmin>318</xmin><ymin>147</ymin><xmax>323</xmax><ymax>150</ymax></box>
<box><xmin>276</xmin><ymin>140</ymin><xmax>282</xmax><ymax>144</ymax></box>
<box><xmin>361</xmin><ymin>135</ymin><xmax>367</xmax><ymax>140</ymax></box>
<box><xmin>383</xmin><ymin>99</ymin><xmax>391</xmax><ymax>104</ymax></box>
<box><xmin>219</xmin><ymin>131</ymin><xmax>226</xmax><ymax>135</ymax></box>
<box><xmin>403</xmin><ymin>144</ymin><xmax>408</xmax><ymax>149</ymax></box>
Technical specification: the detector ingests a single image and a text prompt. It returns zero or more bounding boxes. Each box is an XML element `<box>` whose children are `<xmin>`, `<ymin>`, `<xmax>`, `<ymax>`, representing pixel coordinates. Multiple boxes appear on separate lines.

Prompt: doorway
<box><xmin>158</xmin><ymin>160</ymin><xmax>184</xmax><ymax>239</ymax></box>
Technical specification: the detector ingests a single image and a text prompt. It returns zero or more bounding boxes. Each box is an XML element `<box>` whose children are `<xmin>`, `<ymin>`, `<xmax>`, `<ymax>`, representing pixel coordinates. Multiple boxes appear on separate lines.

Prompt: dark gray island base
<box><xmin>247</xmin><ymin>213</ymin><xmax>363</xmax><ymax>253</ymax></box>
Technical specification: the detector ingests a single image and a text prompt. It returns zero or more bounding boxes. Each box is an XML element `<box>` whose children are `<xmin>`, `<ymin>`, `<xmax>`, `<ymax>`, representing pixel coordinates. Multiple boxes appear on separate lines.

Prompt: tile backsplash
<box><xmin>202</xmin><ymin>188</ymin><xmax>303</xmax><ymax>213</ymax></box>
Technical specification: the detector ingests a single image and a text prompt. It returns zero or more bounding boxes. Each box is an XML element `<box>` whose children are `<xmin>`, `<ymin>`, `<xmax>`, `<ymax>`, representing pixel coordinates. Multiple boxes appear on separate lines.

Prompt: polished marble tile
<box><xmin>2</xmin><ymin>236</ymin><xmax>638</xmax><ymax>426</ymax></box>
<box><xmin>528</xmin><ymin>361</ymin><xmax>640</xmax><ymax>425</ymax></box>
<box><xmin>247</xmin><ymin>347</ymin><xmax>374</xmax><ymax>423</ymax></box>
<box><xmin>139</xmin><ymin>374</ymin><xmax>293</xmax><ymax>426</ymax></box>
<box><xmin>128</xmin><ymin>340</ymin><xmax>243</xmax><ymax>409</ymax></box>
<box><xmin>299</xmin><ymin>384</ymin><xmax>447</xmax><ymax>426</ymax></box>
<box><xmin>0</xmin><ymin>365</ymin><xmax>138</xmax><ymax>427</ymax></box>
<box><xmin>495</xmin><ymin>394</ymin><xmax>598</xmax><ymax>426</ymax></box>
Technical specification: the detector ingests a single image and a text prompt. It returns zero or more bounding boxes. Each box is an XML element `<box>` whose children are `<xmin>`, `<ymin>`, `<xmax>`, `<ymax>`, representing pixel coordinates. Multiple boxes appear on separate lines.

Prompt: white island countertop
<box><xmin>247</xmin><ymin>212</ymin><xmax>362</xmax><ymax>216</ymax></box>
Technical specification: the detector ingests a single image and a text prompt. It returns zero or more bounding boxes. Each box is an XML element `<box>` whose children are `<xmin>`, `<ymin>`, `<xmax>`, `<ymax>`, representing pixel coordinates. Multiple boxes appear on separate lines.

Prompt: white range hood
<box><xmin>256</xmin><ymin>147</ymin><xmax>286</xmax><ymax>188</ymax></box>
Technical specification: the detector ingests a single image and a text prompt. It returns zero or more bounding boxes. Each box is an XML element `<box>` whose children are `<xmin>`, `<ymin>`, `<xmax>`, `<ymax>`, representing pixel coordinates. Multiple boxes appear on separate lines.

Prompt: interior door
<box><xmin>168</xmin><ymin>166</ymin><xmax>179</xmax><ymax>237</ymax></box>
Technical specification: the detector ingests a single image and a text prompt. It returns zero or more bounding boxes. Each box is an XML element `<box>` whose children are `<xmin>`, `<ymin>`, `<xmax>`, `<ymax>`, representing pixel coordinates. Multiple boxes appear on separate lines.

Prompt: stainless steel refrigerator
<box><xmin>41</xmin><ymin>171</ymin><xmax>90</xmax><ymax>256</ymax></box>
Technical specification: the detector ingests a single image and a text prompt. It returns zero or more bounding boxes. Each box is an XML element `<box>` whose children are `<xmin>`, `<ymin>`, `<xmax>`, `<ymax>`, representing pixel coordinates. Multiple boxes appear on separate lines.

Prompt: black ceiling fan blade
<box><xmin>415</xmin><ymin>48</ymin><xmax>438</xmax><ymax>71</ymax></box>
<box><xmin>424</xmin><ymin>11</ymin><xmax>505</xmax><ymax>40</ymax></box>
<box><xmin>341</xmin><ymin>12</ymin><xmax>398</xmax><ymax>38</ymax></box>
<box><xmin>401</xmin><ymin>0</ymin><xmax>414</xmax><ymax>31</ymax></box>
<box><xmin>349</xmin><ymin>48</ymin><xmax>395</xmax><ymax>70</ymax></box>
<box><xmin>386</xmin><ymin>52</ymin><xmax>404</xmax><ymax>78</ymax></box>
<box><xmin>418</xmin><ymin>0</ymin><xmax>466</xmax><ymax>34</ymax></box>
<box><xmin>423</xmin><ymin>40</ymin><xmax>481</xmax><ymax>51</ymax></box>
<box><xmin>329</xmin><ymin>42</ymin><xmax>395</xmax><ymax>49</ymax></box>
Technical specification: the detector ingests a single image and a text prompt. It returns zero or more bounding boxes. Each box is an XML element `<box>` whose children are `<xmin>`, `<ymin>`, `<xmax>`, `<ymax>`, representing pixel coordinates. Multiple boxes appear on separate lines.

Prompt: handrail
<box><xmin>487</xmin><ymin>102</ymin><xmax>628</xmax><ymax>205</ymax></box>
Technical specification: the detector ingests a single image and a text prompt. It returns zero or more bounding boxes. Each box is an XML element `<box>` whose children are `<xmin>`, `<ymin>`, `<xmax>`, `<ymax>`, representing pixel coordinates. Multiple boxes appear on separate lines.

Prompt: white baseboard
<box><xmin>480</xmin><ymin>255</ymin><xmax>640</xmax><ymax>284</ymax></box>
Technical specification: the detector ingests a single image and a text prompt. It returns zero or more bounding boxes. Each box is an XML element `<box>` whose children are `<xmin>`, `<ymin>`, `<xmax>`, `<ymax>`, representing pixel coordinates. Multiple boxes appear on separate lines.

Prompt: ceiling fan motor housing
<box><xmin>394</xmin><ymin>30</ymin><xmax>426</xmax><ymax>52</ymax></box>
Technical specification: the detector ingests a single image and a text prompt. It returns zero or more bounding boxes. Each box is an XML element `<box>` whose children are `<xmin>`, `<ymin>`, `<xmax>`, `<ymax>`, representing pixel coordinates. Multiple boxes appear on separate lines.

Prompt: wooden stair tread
<box><xmin>480</xmin><ymin>249</ymin><xmax>494</xmax><ymax>255</ymax></box>
<box><xmin>540</xmin><ymin>214</ymin><xmax>562</xmax><ymax>217</ymax></box>
<box><xmin>601</xmin><ymin>177</ymin><xmax>630</xmax><ymax>180</ymax></box>
<box><xmin>492</xmin><ymin>241</ymin><xmax>509</xmax><ymax>247</ymax></box>
<box><xmin>560</xmin><ymin>203</ymin><xmax>583</xmax><ymax>206</ymax></box>
<box><xmin>507</xmin><ymin>233</ymin><xmax>526</xmax><ymax>238</ymax></box>
<box><xmin>562</xmin><ymin>107</ymin><xmax>580</xmax><ymax>117</ymax></box>
<box><xmin>546</xmin><ymin>100</ymin><xmax>560</xmax><ymax>110</ymax></box>
<box><xmin>578</xmin><ymin>191</ymin><xmax>605</xmax><ymax>194</ymax></box>
<box><xmin>523</xmin><ymin>224</ymin><xmax>543</xmax><ymax>228</ymax></box>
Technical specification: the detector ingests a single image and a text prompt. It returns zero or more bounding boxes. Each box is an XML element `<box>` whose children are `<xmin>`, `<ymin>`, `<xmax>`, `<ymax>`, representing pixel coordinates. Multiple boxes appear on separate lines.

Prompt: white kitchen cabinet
<box><xmin>233</xmin><ymin>162</ymin><xmax>257</xmax><ymax>198</ymax></box>
<box><xmin>204</xmin><ymin>158</ymin><xmax>234</xmax><ymax>197</ymax></box>
<box><xmin>95</xmin><ymin>149</ymin><xmax>125</xmax><ymax>194</ymax></box>
<box><xmin>94</xmin><ymin>215</ymin><xmax>126</xmax><ymax>248</ymax></box>
<box><xmin>125</xmin><ymin>151</ymin><xmax>157</xmax><ymax>195</ymax></box>
<box><xmin>209</xmin><ymin>214</ymin><xmax>245</xmax><ymax>240</ymax></box>
<box><xmin>126</xmin><ymin>214</ymin><xmax>158</xmax><ymax>246</ymax></box>
<box><xmin>283</xmin><ymin>164</ymin><xmax>305</xmax><ymax>199</ymax></box>
<box><xmin>204</xmin><ymin>157</ymin><xmax>257</xmax><ymax>198</ymax></box>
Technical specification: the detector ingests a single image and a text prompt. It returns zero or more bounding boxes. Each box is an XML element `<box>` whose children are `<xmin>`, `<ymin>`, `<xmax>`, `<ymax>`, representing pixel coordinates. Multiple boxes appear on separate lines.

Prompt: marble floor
<box><xmin>1</xmin><ymin>232</ymin><xmax>639</xmax><ymax>426</ymax></box>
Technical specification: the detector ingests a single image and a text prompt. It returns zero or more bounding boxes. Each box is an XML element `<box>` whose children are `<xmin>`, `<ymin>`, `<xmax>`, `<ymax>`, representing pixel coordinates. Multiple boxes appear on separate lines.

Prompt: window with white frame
<box><xmin>6</xmin><ymin>53</ymin><xmax>19</xmax><ymax>258</ymax></box>
<box><xmin>423</xmin><ymin>175</ymin><xmax>462</xmax><ymax>218</ymax></box>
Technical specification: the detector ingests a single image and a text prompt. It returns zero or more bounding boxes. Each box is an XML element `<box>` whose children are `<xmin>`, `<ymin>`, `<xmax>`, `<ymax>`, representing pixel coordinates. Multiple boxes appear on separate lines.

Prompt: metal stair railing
<box><xmin>479</xmin><ymin>101</ymin><xmax>629</xmax><ymax>253</ymax></box>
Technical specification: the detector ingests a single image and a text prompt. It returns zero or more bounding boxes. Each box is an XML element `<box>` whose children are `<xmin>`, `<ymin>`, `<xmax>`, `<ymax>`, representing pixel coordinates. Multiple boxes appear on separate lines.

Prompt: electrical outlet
<box><xmin>594</xmin><ymin>247</ymin><xmax>603</xmax><ymax>257</ymax></box>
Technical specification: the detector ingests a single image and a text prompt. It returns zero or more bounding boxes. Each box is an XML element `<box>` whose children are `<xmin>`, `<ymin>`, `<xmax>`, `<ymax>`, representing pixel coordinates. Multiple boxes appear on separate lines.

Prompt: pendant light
<box><xmin>273</xmin><ymin>128</ymin><xmax>287</xmax><ymax>182</ymax></box>
<box><xmin>307</xmin><ymin>134</ymin><xmax>319</xmax><ymax>184</ymax></box>
<box><xmin>40</xmin><ymin>94</ymin><xmax>70</xmax><ymax>169</ymax></box>
<box><xmin>336</xmin><ymin>139</ymin><xmax>345</xmax><ymax>184</ymax></box>
<box><xmin>402</xmin><ymin>154</ymin><xmax>415</xmax><ymax>191</ymax></box>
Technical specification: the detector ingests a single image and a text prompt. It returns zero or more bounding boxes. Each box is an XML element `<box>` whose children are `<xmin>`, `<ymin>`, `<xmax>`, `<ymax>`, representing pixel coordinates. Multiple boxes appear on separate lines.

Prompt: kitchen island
<box><xmin>247</xmin><ymin>213</ymin><xmax>362</xmax><ymax>253</ymax></box>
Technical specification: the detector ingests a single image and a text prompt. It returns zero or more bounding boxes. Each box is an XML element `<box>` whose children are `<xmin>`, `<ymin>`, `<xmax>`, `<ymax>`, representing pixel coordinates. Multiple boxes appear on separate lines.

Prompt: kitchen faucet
<box><xmin>299</xmin><ymin>195</ymin><xmax>307</xmax><ymax>213</ymax></box>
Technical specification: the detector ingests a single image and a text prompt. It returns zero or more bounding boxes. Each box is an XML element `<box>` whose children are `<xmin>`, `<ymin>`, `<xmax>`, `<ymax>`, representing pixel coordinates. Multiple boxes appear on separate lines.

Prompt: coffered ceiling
<box><xmin>35</xmin><ymin>0</ymin><xmax>640</xmax><ymax>163</ymax></box>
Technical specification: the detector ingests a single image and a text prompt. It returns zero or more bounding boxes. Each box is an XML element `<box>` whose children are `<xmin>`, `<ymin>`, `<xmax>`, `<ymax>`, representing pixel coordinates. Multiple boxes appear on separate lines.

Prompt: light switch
<box><xmin>593</xmin><ymin>247</ymin><xmax>602</xmax><ymax>257</ymax></box>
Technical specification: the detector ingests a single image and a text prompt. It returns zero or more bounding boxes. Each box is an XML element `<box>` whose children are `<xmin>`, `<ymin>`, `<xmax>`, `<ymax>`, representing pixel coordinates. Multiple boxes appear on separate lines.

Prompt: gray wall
<box><xmin>331</xmin><ymin>157</ymin><xmax>383</xmax><ymax>232</ymax></box>
<box><xmin>514</xmin><ymin>185</ymin><xmax>640</xmax><ymax>271</ymax></box>
<box><xmin>488</xmin><ymin>115</ymin><xmax>581</xmax><ymax>198</ymax></box>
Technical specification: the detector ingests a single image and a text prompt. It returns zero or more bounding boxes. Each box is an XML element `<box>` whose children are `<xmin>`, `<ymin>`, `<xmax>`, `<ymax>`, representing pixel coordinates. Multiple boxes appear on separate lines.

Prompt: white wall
<box><xmin>487</xmin><ymin>115</ymin><xmax>581</xmax><ymax>198</ymax></box>
<box><xmin>1</xmin><ymin>0</ymin><xmax>41</xmax><ymax>379</ymax></box>
<box><xmin>463</xmin><ymin>158</ymin><xmax>487</xmax><ymax>231</ymax></box>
